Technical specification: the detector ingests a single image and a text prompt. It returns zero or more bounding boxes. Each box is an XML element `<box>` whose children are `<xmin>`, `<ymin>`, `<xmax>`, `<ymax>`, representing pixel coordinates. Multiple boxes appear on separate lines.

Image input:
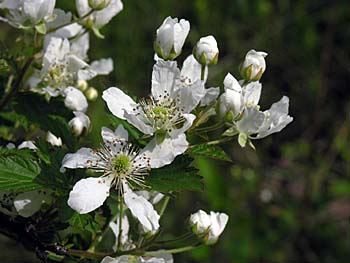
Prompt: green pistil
<box><xmin>113</xmin><ymin>154</ymin><xmax>131</xmax><ymax>176</ymax></box>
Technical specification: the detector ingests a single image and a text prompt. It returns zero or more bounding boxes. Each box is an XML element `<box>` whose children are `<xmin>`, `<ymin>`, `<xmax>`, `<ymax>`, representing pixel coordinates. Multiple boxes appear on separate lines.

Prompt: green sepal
<box><xmin>35</xmin><ymin>22</ymin><xmax>46</xmax><ymax>34</ymax></box>
<box><xmin>238</xmin><ymin>133</ymin><xmax>248</xmax><ymax>147</ymax></box>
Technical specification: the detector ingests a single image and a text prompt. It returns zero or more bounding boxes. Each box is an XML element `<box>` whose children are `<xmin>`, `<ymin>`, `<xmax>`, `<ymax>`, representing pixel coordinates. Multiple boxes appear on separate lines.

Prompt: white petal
<box><xmin>180</xmin><ymin>55</ymin><xmax>205</xmax><ymax>83</ymax></box>
<box><xmin>61</xmin><ymin>147</ymin><xmax>98</xmax><ymax>169</ymax></box>
<box><xmin>123</xmin><ymin>111</ymin><xmax>154</xmax><ymax>135</ymax></box>
<box><xmin>101</xmin><ymin>125</ymin><xmax>128</xmax><ymax>143</ymax></box>
<box><xmin>124</xmin><ymin>187</ymin><xmax>160</xmax><ymax>234</ymax></box>
<box><xmin>236</xmin><ymin>107</ymin><xmax>265</xmax><ymax>135</ymax></box>
<box><xmin>151</xmin><ymin>60</ymin><xmax>180</xmax><ymax>100</ymax></box>
<box><xmin>68</xmin><ymin>177</ymin><xmax>112</xmax><ymax>214</ymax></box>
<box><xmin>101</xmin><ymin>256</ymin><xmax>131</xmax><ymax>263</ymax></box>
<box><xmin>46</xmin><ymin>131</ymin><xmax>62</xmax><ymax>146</ymax></box>
<box><xmin>207</xmin><ymin>211</ymin><xmax>229</xmax><ymax>244</ymax></box>
<box><xmin>93</xmin><ymin>0</ymin><xmax>123</xmax><ymax>28</ymax></box>
<box><xmin>78</xmin><ymin>58</ymin><xmax>113</xmax><ymax>81</ymax></box>
<box><xmin>173</xmin><ymin>18</ymin><xmax>190</xmax><ymax>54</ymax></box>
<box><xmin>63</xmin><ymin>87</ymin><xmax>88</xmax><ymax>112</ymax></box>
<box><xmin>109</xmin><ymin>214</ymin><xmax>130</xmax><ymax>252</ymax></box>
<box><xmin>224</xmin><ymin>73</ymin><xmax>242</xmax><ymax>93</ymax></box>
<box><xmin>71</xmin><ymin>32</ymin><xmax>90</xmax><ymax>60</ymax></box>
<box><xmin>174</xmin><ymin>81</ymin><xmax>205</xmax><ymax>113</ymax></box>
<box><xmin>18</xmin><ymin>141</ymin><xmax>37</xmax><ymax>150</ymax></box>
<box><xmin>14</xmin><ymin>191</ymin><xmax>45</xmax><ymax>218</ymax></box>
<box><xmin>141</xmin><ymin>133</ymin><xmax>189</xmax><ymax>168</ymax></box>
<box><xmin>170</xmin><ymin>113</ymin><xmax>196</xmax><ymax>138</ymax></box>
<box><xmin>102</xmin><ymin>87</ymin><xmax>137</xmax><ymax>120</ymax></box>
<box><xmin>243</xmin><ymin>81</ymin><xmax>261</xmax><ymax>106</ymax></box>
<box><xmin>200</xmin><ymin>87</ymin><xmax>220</xmax><ymax>106</ymax></box>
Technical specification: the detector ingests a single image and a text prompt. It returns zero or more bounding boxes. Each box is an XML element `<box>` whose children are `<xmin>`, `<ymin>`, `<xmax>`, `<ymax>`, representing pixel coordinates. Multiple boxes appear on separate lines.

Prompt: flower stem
<box><xmin>117</xmin><ymin>196</ymin><xmax>124</xmax><ymax>251</ymax></box>
<box><xmin>143</xmin><ymin>244</ymin><xmax>202</xmax><ymax>256</ymax></box>
<box><xmin>200</xmin><ymin>65</ymin><xmax>206</xmax><ymax>81</ymax></box>
<box><xmin>189</xmin><ymin>137</ymin><xmax>233</xmax><ymax>149</ymax></box>
<box><xmin>159</xmin><ymin>196</ymin><xmax>170</xmax><ymax>217</ymax></box>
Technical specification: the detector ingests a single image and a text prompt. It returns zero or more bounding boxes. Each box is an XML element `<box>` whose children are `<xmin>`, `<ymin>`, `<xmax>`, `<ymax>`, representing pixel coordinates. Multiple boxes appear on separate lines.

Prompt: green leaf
<box><xmin>0</xmin><ymin>156</ymin><xmax>41</xmax><ymax>191</ymax></box>
<box><xmin>107</xmin><ymin>114</ymin><xmax>141</xmax><ymax>140</ymax></box>
<box><xmin>14</xmin><ymin>93</ymin><xmax>76</xmax><ymax>149</ymax></box>
<box><xmin>146</xmin><ymin>156</ymin><xmax>203</xmax><ymax>192</ymax></box>
<box><xmin>69</xmin><ymin>213</ymin><xmax>100</xmax><ymax>233</ymax></box>
<box><xmin>0</xmin><ymin>147</ymin><xmax>36</xmax><ymax>159</ymax></box>
<box><xmin>188</xmin><ymin>144</ymin><xmax>231</xmax><ymax>162</ymax></box>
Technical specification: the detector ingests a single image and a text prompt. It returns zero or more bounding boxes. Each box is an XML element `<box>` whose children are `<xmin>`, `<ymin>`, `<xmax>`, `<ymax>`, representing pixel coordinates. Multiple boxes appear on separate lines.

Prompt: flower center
<box><xmin>112</xmin><ymin>154</ymin><xmax>131</xmax><ymax>177</ymax></box>
<box><xmin>42</xmin><ymin>62</ymin><xmax>75</xmax><ymax>90</ymax></box>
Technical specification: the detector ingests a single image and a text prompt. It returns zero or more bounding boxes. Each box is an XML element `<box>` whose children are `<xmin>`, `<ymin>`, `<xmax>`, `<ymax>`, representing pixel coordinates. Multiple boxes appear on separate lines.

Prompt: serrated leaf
<box><xmin>69</xmin><ymin>213</ymin><xmax>100</xmax><ymax>233</ymax></box>
<box><xmin>188</xmin><ymin>144</ymin><xmax>231</xmax><ymax>162</ymax></box>
<box><xmin>146</xmin><ymin>156</ymin><xmax>203</xmax><ymax>192</ymax></box>
<box><xmin>0</xmin><ymin>147</ymin><xmax>36</xmax><ymax>159</ymax></box>
<box><xmin>0</xmin><ymin>156</ymin><xmax>41</xmax><ymax>191</ymax></box>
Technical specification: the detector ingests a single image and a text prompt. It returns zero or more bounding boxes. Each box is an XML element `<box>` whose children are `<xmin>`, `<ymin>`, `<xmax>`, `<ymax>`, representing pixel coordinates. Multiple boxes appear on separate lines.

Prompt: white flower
<box><xmin>240</xmin><ymin>49</ymin><xmax>268</xmax><ymax>81</ymax></box>
<box><xmin>102</xmin><ymin>59</ymin><xmax>205</xmax><ymax>144</ymax></box>
<box><xmin>194</xmin><ymin>35</ymin><xmax>219</xmax><ymax>66</ymax></box>
<box><xmin>189</xmin><ymin>210</ymin><xmax>229</xmax><ymax>245</ymax></box>
<box><xmin>101</xmin><ymin>254</ymin><xmax>173</xmax><ymax>263</ymax></box>
<box><xmin>18</xmin><ymin>141</ymin><xmax>37</xmax><ymax>150</ymax></box>
<box><xmin>46</xmin><ymin>131</ymin><xmax>62</xmax><ymax>146</ymax></box>
<box><xmin>0</xmin><ymin>0</ymin><xmax>56</xmax><ymax>28</ymax></box>
<box><xmin>62</xmin><ymin>125</ymin><xmax>187</xmax><ymax>214</ymax></box>
<box><xmin>88</xmin><ymin>0</ymin><xmax>111</xmax><ymax>10</ymax></box>
<box><xmin>68</xmin><ymin>111</ymin><xmax>91</xmax><ymax>136</ymax></box>
<box><xmin>76</xmin><ymin>0</ymin><xmax>123</xmax><ymax>29</ymax></box>
<box><xmin>63</xmin><ymin>87</ymin><xmax>88</xmax><ymax>112</ymax></box>
<box><xmin>235</xmin><ymin>96</ymin><xmax>293</xmax><ymax>141</ymax></box>
<box><xmin>154</xmin><ymin>16</ymin><xmax>190</xmax><ymax>60</ymax></box>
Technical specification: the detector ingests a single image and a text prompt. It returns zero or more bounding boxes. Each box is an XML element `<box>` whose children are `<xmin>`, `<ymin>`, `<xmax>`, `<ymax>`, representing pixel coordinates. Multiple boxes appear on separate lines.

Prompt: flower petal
<box><xmin>170</xmin><ymin>113</ymin><xmax>196</xmax><ymax>138</ymax></box>
<box><xmin>151</xmin><ymin>60</ymin><xmax>180</xmax><ymax>100</ymax></box>
<box><xmin>124</xmin><ymin>187</ymin><xmax>160</xmax><ymax>234</ymax></box>
<box><xmin>201</xmin><ymin>87</ymin><xmax>220</xmax><ymax>106</ymax></box>
<box><xmin>68</xmin><ymin>177</ymin><xmax>112</xmax><ymax>214</ymax></box>
<box><xmin>63</xmin><ymin>86</ymin><xmax>88</xmax><ymax>112</ymax></box>
<box><xmin>102</xmin><ymin>87</ymin><xmax>137</xmax><ymax>120</ymax></box>
<box><xmin>140</xmin><ymin>133</ymin><xmax>189</xmax><ymax>168</ymax></box>
<box><xmin>61</xmin><ymin>147</ymin><xmax>98</xmax><ymax>170</ymax></box>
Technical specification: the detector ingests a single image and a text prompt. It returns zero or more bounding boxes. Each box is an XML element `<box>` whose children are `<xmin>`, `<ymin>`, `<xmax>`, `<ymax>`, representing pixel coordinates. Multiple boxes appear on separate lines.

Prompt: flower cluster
<box><xmin>0</xmin><ymin>3</ymin><xmax>293</xmax><ymax>262</ymax></box>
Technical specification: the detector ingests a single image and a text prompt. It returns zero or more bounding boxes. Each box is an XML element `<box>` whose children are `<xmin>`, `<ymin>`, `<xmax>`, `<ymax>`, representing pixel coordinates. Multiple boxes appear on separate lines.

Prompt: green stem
<box><xmin>189</xmin><ymin>137</ymin><xmax>233</xmax><ymax>149</ymax></box>
<box><xmin>0</xmin><ymin>56</ymin><xmax>35</xmax><ymax>111</ymax></box>
<box><xmin>88</xmin><ymin>213</ymin><xmax>119</xmax><ymax>252</ymax></box>
<box><xmin>200</xmin><ymin>65</ymin><xmax>206</xmax><ymax>81</ymax></box>
<box><xmin>47</xmin><ymin>10</ymin><xmax>94</xmax><ymax>33</ymax></box>
<box><xmin>154</xmin><ymin>232</ymin><xmax>193</xmax><ymax>245</ymax></box>
<box><xmin>117</xmin><ymin>196</ymin><xmax>124</xmax><ymax>251</ymax></box>
<box><xmin>143</xmin><ymin>244</ymin><xmax>202</xmax><ymax>256</ymax></box>
<box><xmin>159</xmin><ymin>196</ymin><xmax>170</xmax><ymax>217</ymax></box>
<box><xmin>194</xmin><ymin>121</ymin><xmax>225</xmax><ymax>133</ymax></box>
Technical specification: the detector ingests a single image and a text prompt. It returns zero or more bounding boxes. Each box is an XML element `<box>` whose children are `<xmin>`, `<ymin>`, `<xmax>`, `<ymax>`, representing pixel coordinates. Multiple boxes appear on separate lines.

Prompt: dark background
<box><xmin>0</xmin><ymin>0</ymin><xmax>349</xmax><ymax>262</ymax></box>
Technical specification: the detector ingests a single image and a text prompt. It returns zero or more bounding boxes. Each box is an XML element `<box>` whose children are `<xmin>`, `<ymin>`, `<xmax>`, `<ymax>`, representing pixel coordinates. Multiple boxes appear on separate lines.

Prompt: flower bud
<box><xmin>77</xmin><ymin>79</ymin><xmax>88</xmax><ymax>92</ymax></box>
<box><xmin>63</xmin><ymin>87</ymin><xmax>88</xmax><ymax>112</ymax></box>
<box><xmin>218</xmin><ymin>73</ymin><xmax>243</xmax><ymax>119</ymax></box>
<box><xmin>154</xmin><ymin>16</ymin><xmax>190</xmax><ymax>60</ymax></box>
<box><xmin>85</xmin><ymin>87</ymin><xmax>98</xmax><ymax>101</ymax></box>
<box><xmin>69</xmin><ymin>111</ymin><xmax>91</xmax><ymax>136</ymax></box>
<box><xmin>189</xmin><ymin>210</ymin><xmax>211</xmax><ymax>235</ymax></box>
<box><xmin>88</xmin><ymin>0</ymin><xmax>110</xmax><ymax>10</ymax></box>
<box><xmin>189</xmin><ymin>210</ymin><xmax>229</xmax><ymax>245</ymax></box>
<box><xmin>193</xmin><ymin>35</ymin><xmax>219</xmax><ymax>66</ymax></box>
<box><xmin>46</xmin><ymin>131</ymin><xmax>62</xmax><ymax>147</ymax></box>
<box><xmin>239</xmin><ymin>49</ymin><xmax>268</xmax><ymax>82</ymax></box>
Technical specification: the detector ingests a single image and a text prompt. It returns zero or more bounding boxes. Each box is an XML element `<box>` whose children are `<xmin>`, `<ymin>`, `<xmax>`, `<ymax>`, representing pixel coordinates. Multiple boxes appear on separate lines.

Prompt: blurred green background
<box><xmin>1</xmin><ymin>0</ymin><xmax>350</xmax><ymax>262</ymax></box>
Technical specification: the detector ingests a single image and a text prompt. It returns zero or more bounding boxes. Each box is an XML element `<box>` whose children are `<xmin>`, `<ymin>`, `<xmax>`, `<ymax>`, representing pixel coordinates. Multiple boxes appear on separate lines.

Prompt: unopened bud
<box><xmin>69</xmin><ymin>112</ymin><xmax>91</xmax><ymax>136</ymax></box>
<box><xmin>85</xmin><ymin>87</ymin><xmax>98</xmax><ymax>101</ymax></box>
<box><xmin>88</xmin><ymin>0</ymin><xmax>110</xmax><ymax>10</ymax></box>
<box><xmin>194</xmin><ymin>35</ymin><xmax>219</xmax><ymax>66</ymax></box>
<box><xmin>77</xmin><ymin>80</ymin><xmax>88</xmax><ymax>92</ymax></box>
<box><xmin>239</xmin><ymin>49</ymin><xmax>267</xmax><ymax>82</ymax></box>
